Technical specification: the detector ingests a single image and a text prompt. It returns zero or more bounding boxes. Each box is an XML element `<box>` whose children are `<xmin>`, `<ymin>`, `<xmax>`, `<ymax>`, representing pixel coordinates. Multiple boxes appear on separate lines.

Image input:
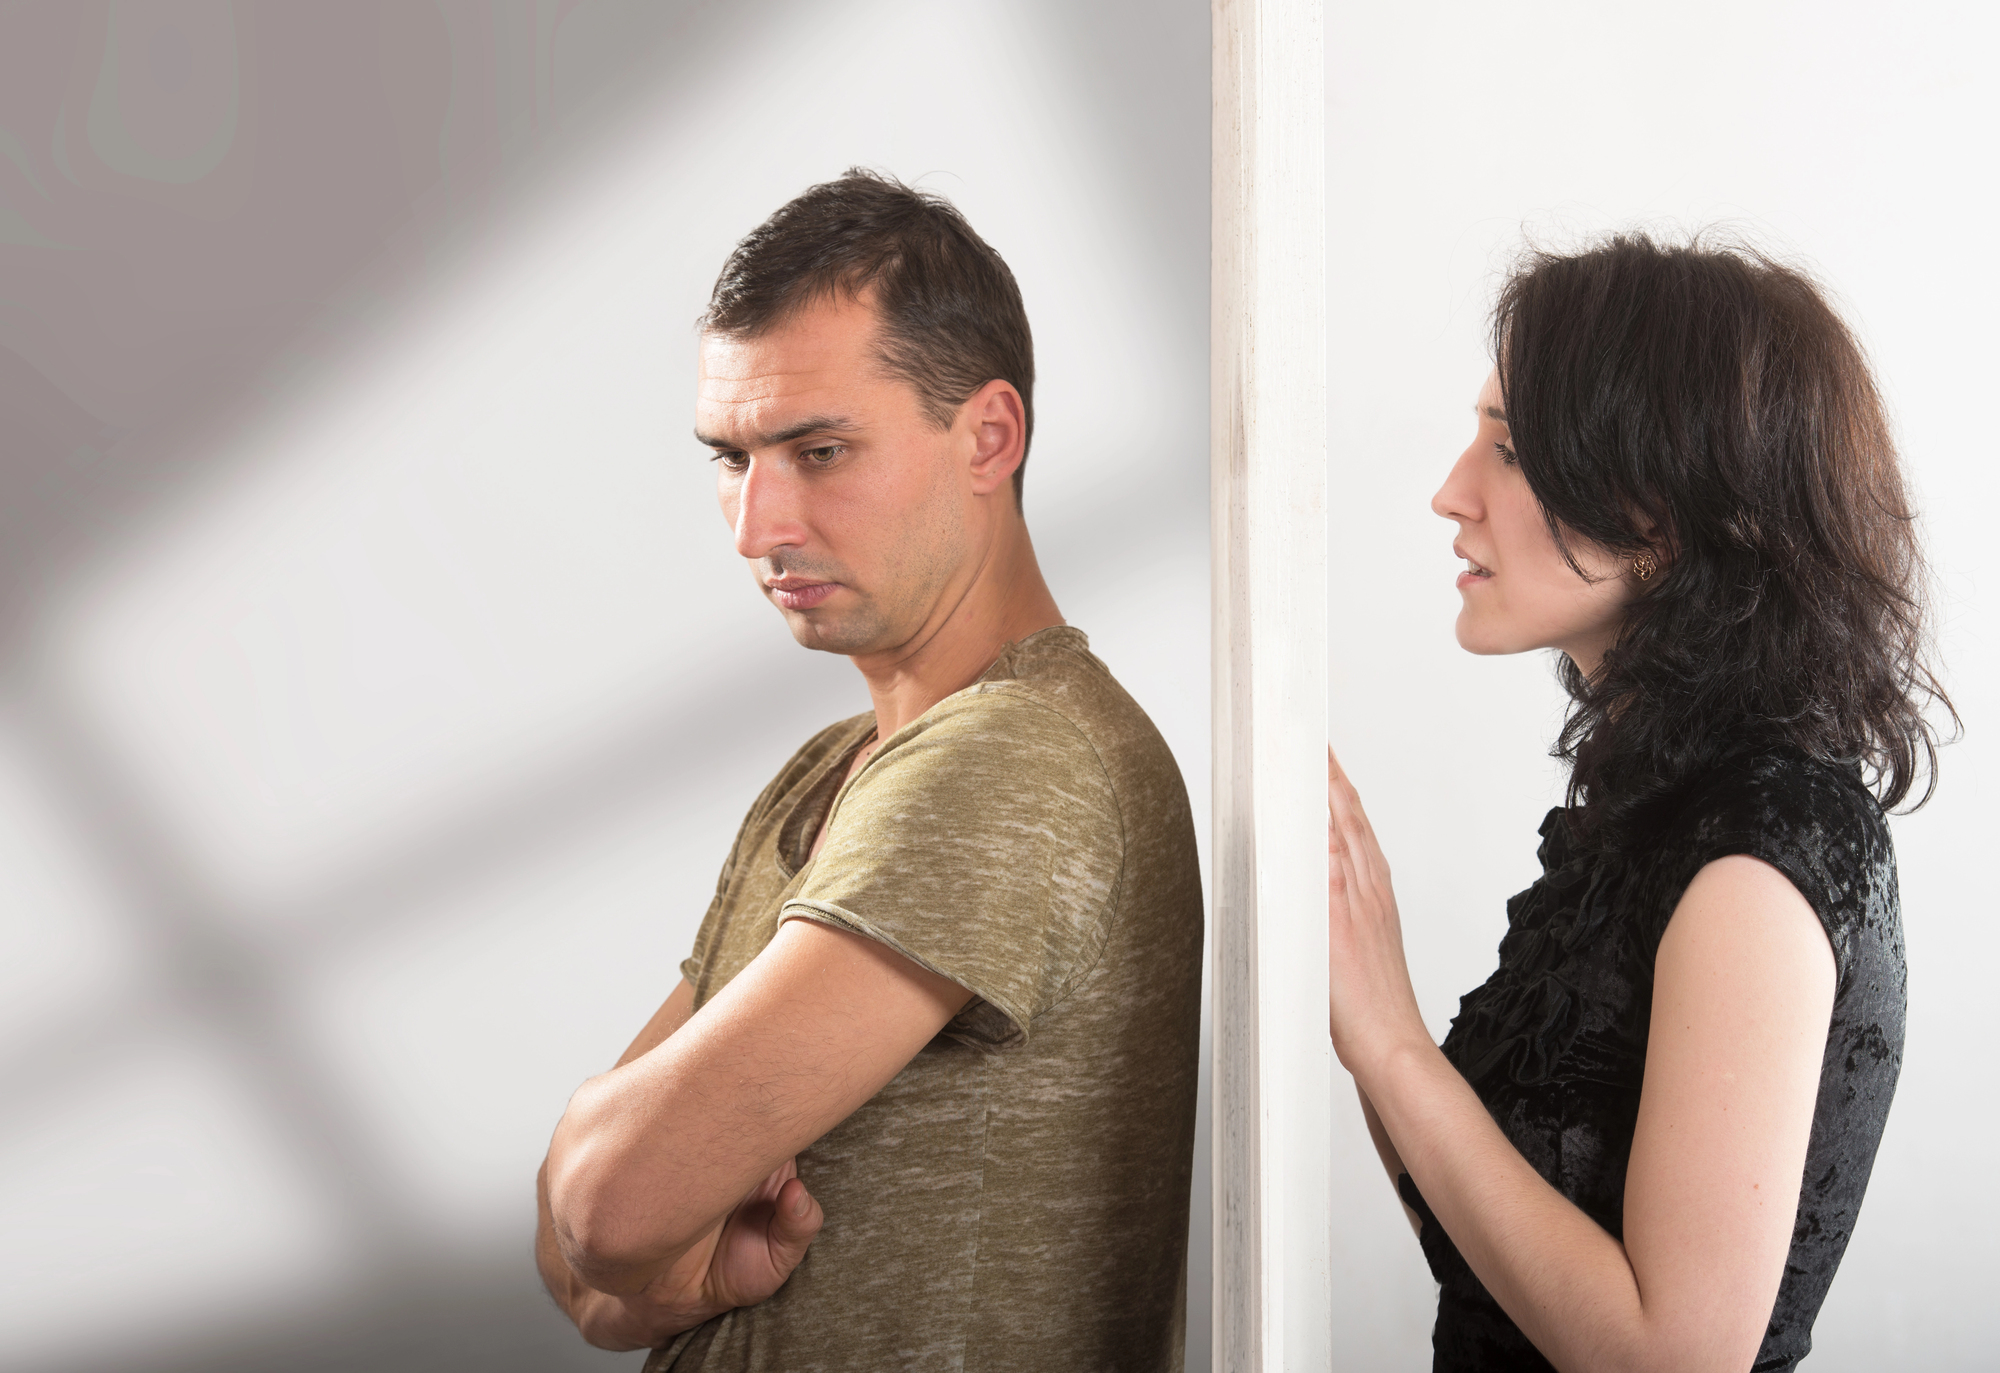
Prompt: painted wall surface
<box><xmin>0</xmin><ymin>5</ymin><xmax>1212</xmax><ymax>1370</ymax></box>
<box><xmin>1327</xmin><ymin>2</ymin><xmax>1999</xmax><ymax>1368</ymax></box>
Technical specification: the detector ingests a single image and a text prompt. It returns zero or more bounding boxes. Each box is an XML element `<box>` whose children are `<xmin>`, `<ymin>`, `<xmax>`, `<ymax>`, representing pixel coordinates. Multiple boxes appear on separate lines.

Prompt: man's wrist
<box><xmin>573</xmin><ymin>1287</ymin><xmax>719</xmax><ymax>1352</ymax></box>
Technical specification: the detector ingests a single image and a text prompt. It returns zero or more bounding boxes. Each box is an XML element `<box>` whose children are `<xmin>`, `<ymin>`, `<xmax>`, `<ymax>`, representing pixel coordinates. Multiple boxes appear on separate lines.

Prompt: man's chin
<box><xmin>781</xmin><ymin>608</ymin><xmax>882</xmax><ymax>657</ymax></box>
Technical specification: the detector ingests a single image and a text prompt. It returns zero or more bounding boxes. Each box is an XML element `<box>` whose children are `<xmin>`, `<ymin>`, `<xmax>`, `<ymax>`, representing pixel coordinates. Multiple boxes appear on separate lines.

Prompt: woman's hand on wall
<box><xmin>1326</xmin><ymin>746</ymin><xmax>1432</xmax><ymax>1078</ymax></box>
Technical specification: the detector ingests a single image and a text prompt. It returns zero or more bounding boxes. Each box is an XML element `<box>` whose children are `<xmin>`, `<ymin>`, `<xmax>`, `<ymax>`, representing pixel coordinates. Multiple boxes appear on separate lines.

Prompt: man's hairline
<box><xmin>699</xmin><ymin>286</ymin><xmax>978</xmax><ymax>440</ymax></box>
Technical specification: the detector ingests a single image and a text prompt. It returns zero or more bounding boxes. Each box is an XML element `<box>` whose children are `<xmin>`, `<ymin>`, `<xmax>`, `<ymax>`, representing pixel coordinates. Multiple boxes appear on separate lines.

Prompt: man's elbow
<box><xmin>547</xmin><ymin>1084</ymin><xmax>689</xmax><ymax>1288</ymax></box>
<box><xmin>550</xmin><ymin>1184</ymin><xmax>633</xmax><ymax>1280</ymax></box>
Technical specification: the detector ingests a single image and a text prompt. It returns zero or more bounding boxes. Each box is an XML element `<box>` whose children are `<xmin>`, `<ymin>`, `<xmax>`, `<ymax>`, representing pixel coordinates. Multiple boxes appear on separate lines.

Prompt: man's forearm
<box><xmin>543</xmin><ymin>978</ymin><xmax>709</xmax><ymax>1295</ymax></box>
<box><xmin>546</xmin><ymin>922</ymin><xmax>964</xmax><ymax>1283</ymax></box>
<box><xmin>538</xmin><ymin>976</ymin><xmax>824</xmax><ymax>1351</ymax></box>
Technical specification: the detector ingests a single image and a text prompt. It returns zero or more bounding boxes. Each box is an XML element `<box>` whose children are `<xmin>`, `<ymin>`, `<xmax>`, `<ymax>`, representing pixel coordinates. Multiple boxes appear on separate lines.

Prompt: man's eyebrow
<box><xmin>693</xmin><ymin>415</ymin><xmax>857</xmax><ymax>450</ymax></box>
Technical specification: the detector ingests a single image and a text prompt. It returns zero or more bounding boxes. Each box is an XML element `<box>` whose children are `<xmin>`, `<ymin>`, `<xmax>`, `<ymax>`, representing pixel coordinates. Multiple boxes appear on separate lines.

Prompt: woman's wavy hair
<box><xmin>1494</xmin><ymin>232</ymin><xmax>1954</xmax><ymax>844</ymax></box>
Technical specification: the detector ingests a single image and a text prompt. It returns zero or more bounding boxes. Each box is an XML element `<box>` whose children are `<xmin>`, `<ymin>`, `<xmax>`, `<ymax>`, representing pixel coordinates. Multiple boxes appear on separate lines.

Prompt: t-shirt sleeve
<box><xmin>680</xmin><ymin>715</ymin><xmax>868</xmax><ymax>990</ymax></box>
<box><xmin>781</xmin><ymin>688</ymin><xmax>1125</xmax><ymax>1048</ymax></box>
<box><xmin>680</xmin><ymin>803</ymin><xmax>756</xmax><ymax>988</ymax></box>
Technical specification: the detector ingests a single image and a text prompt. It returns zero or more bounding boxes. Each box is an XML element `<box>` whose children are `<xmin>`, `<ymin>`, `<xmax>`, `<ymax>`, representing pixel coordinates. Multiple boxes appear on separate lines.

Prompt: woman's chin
<box><xmin>1453</xmin><ymin>615</ymin><xmax>1515</xmax><ymax>657</ymax></box>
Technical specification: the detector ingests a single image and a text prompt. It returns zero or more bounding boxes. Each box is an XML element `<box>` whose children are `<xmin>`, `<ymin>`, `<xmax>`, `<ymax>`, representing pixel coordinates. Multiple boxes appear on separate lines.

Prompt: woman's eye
<box><xmin>1494</xmin><ymin>441</ymin><xmax>1518</xmax><ymax>466</ymax></box>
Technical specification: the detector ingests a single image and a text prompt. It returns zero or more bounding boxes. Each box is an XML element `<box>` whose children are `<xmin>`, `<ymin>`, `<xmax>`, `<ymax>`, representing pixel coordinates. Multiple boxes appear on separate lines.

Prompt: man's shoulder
<box><xmin>866</xmin><ymin>627</ymin><xmax>1192</xmax><ymax>861</ymax></box>
<box><xmin>953</xmin><ymin>625</ymin><xmax>1182</xmax><ymax>784</ymax></box>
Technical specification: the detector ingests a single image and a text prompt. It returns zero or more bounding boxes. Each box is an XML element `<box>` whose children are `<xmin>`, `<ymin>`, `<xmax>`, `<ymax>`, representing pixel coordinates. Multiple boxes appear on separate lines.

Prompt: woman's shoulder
<box><xmin>1654</xmin><ymin>747</ymin><xmax>1898</xmax><ymax>978</ymax></box>
<box><xmin>1671</xmin><ymin>748</ymin><xmax>1888</xmax><ymax>862</ymax></box>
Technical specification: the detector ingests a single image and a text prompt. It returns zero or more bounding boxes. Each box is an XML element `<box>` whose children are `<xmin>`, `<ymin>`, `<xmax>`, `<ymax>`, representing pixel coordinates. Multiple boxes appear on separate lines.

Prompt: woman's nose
<box><xmin>1432</xmin><ymin>445</ymin><xmax>1482</xmax><ymax>523</ymax></box>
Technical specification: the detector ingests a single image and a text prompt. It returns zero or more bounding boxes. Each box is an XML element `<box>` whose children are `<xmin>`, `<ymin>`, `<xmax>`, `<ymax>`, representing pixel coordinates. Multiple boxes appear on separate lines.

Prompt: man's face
<box><xmin>697</xmin><ymin>294</ymin><xmax>974</xmax><ymax>658</ymax></box>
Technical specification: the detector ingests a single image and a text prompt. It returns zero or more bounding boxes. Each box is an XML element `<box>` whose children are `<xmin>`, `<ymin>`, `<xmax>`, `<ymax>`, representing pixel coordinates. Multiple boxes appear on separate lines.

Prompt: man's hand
<box><xmin>565</xmin><ymin>1158</ymin><xmax>824</xmax><ymax>1351</ymax></box>
<box><xmin>544</xmin><ymin>924</ymin><xmax>968</xmax><ymax>1298</ymax></box>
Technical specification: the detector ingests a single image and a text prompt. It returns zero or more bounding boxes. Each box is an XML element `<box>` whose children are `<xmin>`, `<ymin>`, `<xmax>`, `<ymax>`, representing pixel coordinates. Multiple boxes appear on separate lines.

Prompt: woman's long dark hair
<box><xmin>1495</xmin><ymin>233</ymin><xmax>1954</xmax><ymax>843</ymax></box>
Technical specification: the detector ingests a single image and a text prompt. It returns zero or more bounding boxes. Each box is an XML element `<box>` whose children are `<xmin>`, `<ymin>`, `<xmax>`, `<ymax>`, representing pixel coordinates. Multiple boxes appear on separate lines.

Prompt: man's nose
<box><xmin>731</xmin><ymin>458</ymin><xmax>808</xmax><ymax>560</ymax></box>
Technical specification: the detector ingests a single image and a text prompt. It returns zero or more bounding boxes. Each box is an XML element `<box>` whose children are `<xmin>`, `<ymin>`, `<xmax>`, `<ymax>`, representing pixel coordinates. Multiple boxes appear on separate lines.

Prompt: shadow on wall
<box><xmin>0</xmin><ymin>3</ymin><xmax>1213</xmax><ymax>1371</ymax></box>
<box><xmin>0</xmin><ymin>645</ymin><xmax>818</xmax><ymax>1373</ymax></box>
<box><xmin>0</xmin><ymin>0</ymin><xmax>792</xmax><ymax>630</ymax></box>
<box><xmin>32</xmin><ymin>1252</ymin><xmax>631</xmax><ymax>1373</ymax></box>
<box><xmin>1</xmin><ymin>9</ymin><xmax>802</xmax><ymax>1368</ymax></box>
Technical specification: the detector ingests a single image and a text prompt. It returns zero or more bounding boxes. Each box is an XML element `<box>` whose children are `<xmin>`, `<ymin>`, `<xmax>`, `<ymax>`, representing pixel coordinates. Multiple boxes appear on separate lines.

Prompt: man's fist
<box><xmin>570</xmin><ymin>1160</ymin><xmax>824</xmax><ymax>1352</ymax></box>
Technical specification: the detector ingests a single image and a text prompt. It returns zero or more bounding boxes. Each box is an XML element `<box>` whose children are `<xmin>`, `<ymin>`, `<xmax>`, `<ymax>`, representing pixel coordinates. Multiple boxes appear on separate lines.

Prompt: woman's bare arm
<box><xmin>1354</xmin><ymin>1084</ymin><xmax>1421</xmax><ymax>1236</ymax></box>
<box><xmin>1329</xmin><ymin>750</ymin><xmax>1833</xmax><ymax>1373</ymax></box>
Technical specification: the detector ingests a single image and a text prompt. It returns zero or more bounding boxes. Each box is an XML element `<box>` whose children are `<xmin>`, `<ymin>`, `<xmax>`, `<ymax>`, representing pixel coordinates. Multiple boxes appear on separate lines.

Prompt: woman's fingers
<box><xmin>1328</xmin><ymin>746</ymin><xmax>1344</xmax><ymax>856</ymax></box>
<box><xmin>1327</xmin><ymin>747</ymin><xmax>1377</xmax><ymax>897</ymax></box>
<box><xmin>1326</xmin><ymin>747</ymin><xmax>1395</xmax><ymax>890</ymax></box>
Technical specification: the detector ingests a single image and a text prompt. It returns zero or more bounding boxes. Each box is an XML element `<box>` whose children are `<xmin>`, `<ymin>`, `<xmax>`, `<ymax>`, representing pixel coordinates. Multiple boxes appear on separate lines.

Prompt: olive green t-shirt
<box><xmin>647</xmin><ymin>626</ymin><xmax>1204</xmax><ymax>1373</ymax></box>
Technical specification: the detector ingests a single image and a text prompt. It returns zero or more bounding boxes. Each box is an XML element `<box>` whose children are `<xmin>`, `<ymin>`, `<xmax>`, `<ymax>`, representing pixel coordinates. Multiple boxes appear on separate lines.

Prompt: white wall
<box><xmin>1327</xmin><ymin>2</ymin><xmax>1999</xmax><ymax>1367</ymax></box>
<box><xmin>0</xmin><ymin>4</ymin><xmax>1212</xmax><ymax>1370</ymax></box>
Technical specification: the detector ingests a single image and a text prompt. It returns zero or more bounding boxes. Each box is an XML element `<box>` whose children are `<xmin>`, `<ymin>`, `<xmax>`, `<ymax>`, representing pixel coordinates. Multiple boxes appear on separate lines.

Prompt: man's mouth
<box><xmin>766</xmin><ymin>579</ymin><xmax>838</xmax><ymax>611</ymax></box>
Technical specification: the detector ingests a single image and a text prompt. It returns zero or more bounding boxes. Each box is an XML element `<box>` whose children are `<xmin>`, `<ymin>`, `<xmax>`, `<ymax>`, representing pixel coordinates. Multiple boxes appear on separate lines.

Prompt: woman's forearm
<box><xmin>1353</xmin><ymin>1083</ymin><xmax>1421</xmax><ymax>1236</ymax></box>
<box><xmin>1356</xmin><ymin>1041</ymin><xmax>1667</xmax><ymax>1373</ymax></box>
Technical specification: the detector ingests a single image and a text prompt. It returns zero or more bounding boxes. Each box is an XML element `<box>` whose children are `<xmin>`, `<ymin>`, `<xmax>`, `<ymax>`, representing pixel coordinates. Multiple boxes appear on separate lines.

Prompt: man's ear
<box><xmin>962</xmin><ymin>379</ymin><xmax>1026</xmax><ymax>498</ymax></box>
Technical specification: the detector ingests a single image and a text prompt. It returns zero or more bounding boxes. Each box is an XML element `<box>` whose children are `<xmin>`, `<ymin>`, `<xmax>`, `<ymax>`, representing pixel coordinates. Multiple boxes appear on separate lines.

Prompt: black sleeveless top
<box><xmin>1398</xmin><ymin>750</ymin><xmax>1906</xmax><ymax>1372</ymax></box>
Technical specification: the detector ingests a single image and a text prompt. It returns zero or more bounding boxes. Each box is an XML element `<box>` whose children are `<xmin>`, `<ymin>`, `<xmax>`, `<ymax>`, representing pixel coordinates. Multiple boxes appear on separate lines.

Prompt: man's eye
<box><xmin>802</xmin><ymin>446</ymin><xmax>845</xmax><ymax>465</ymax></box>
<box><xmin>710</xmin><ymin>451</ymin><xmax>748</xmax><ymax>471</ymax></box>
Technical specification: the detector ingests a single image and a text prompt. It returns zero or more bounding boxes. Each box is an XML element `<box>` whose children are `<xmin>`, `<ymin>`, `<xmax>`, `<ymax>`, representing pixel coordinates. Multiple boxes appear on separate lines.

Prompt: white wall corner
<box><xmin>1210</xmin><ymin>0</ymin><xmax>1330</xmax><ymax>1369</ymax></box>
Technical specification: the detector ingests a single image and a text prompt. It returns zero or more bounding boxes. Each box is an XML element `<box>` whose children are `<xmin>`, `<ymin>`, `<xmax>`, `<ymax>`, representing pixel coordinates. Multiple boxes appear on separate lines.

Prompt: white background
<box><xmin>1327</xmin><ymin>2</ymin><xmax>1999</xmax><ymax>1367</ymax></box>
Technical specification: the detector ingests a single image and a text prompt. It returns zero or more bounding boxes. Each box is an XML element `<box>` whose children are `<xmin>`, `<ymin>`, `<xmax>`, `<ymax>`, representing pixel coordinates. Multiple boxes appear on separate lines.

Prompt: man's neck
<box><xmin>850</xmin><ymin>520</ymin><xmax>1063</xmax><ymax>741</ymax></box>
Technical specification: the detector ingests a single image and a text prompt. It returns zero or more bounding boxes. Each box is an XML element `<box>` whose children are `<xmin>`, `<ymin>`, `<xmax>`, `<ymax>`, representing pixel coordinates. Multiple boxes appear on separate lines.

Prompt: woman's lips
<box><xmin>768</xmin><ymin>580</ymin><xmax>838</xmax><ymax>611</ymax></box>
<box><xmin>1455</xmin><ymin>555</ymin><xmax>1492</xmax><ymax>590</ymax></box>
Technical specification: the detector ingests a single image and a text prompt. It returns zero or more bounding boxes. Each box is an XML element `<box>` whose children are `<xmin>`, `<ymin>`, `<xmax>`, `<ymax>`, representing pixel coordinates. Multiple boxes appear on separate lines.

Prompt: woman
<box><xmin>1327</xmin><ymin>234</ymin><xmax>1949</xmax><ymax>1372</ymax></box>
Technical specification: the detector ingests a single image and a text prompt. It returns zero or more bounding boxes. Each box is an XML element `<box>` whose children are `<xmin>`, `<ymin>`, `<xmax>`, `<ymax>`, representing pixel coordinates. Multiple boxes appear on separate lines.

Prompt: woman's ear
<box><xmin>1631</xmin><ymin>507</ymin><xmax>1677</xmax><ymax>562</ymax></box>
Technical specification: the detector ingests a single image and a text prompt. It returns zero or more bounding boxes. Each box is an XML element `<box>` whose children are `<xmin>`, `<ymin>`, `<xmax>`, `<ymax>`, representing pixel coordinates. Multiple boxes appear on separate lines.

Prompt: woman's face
<box><xmin>1430</xmin><ymin>370</ymin><xmax>1636</xmax><ymax>675</ymax></box>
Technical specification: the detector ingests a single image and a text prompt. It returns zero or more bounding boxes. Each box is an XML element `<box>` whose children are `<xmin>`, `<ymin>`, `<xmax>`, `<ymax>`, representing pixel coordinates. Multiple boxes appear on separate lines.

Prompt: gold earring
<box><xmin>1631</xmin><ymin>550</ymin><xmax>1658</xmax><ymax>582</ymax></box>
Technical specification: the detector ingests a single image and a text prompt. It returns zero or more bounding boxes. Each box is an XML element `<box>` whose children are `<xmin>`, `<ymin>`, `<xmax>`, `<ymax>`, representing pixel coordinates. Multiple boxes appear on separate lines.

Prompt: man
<box><xmin>535</xmin><ymin>169</ymin><xmax>1203</xmax><ymax>1370</ymax></box>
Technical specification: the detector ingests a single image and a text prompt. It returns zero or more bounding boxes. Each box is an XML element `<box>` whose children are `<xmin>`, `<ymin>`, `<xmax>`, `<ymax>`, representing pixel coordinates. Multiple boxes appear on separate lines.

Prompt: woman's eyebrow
<box><xmin>1479</xmin><ymin>404</ymin><xmax>1508</xmax><ymax>422</ymax></box>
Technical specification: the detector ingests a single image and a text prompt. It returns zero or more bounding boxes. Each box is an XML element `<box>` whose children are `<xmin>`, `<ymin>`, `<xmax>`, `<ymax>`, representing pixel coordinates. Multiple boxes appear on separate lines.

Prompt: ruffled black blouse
<box><xmin>1398</xmin><ymin>750</ymin><xmax>1906</xmax><ymax>1371</ymax></box>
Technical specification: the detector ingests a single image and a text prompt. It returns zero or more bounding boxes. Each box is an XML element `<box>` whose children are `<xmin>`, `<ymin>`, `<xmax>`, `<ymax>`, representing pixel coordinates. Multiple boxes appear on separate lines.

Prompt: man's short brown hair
<box><xmin>702</xmin><ymin>168</ymin><xmax>1037</xmax><ymax>502</ymax></box>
